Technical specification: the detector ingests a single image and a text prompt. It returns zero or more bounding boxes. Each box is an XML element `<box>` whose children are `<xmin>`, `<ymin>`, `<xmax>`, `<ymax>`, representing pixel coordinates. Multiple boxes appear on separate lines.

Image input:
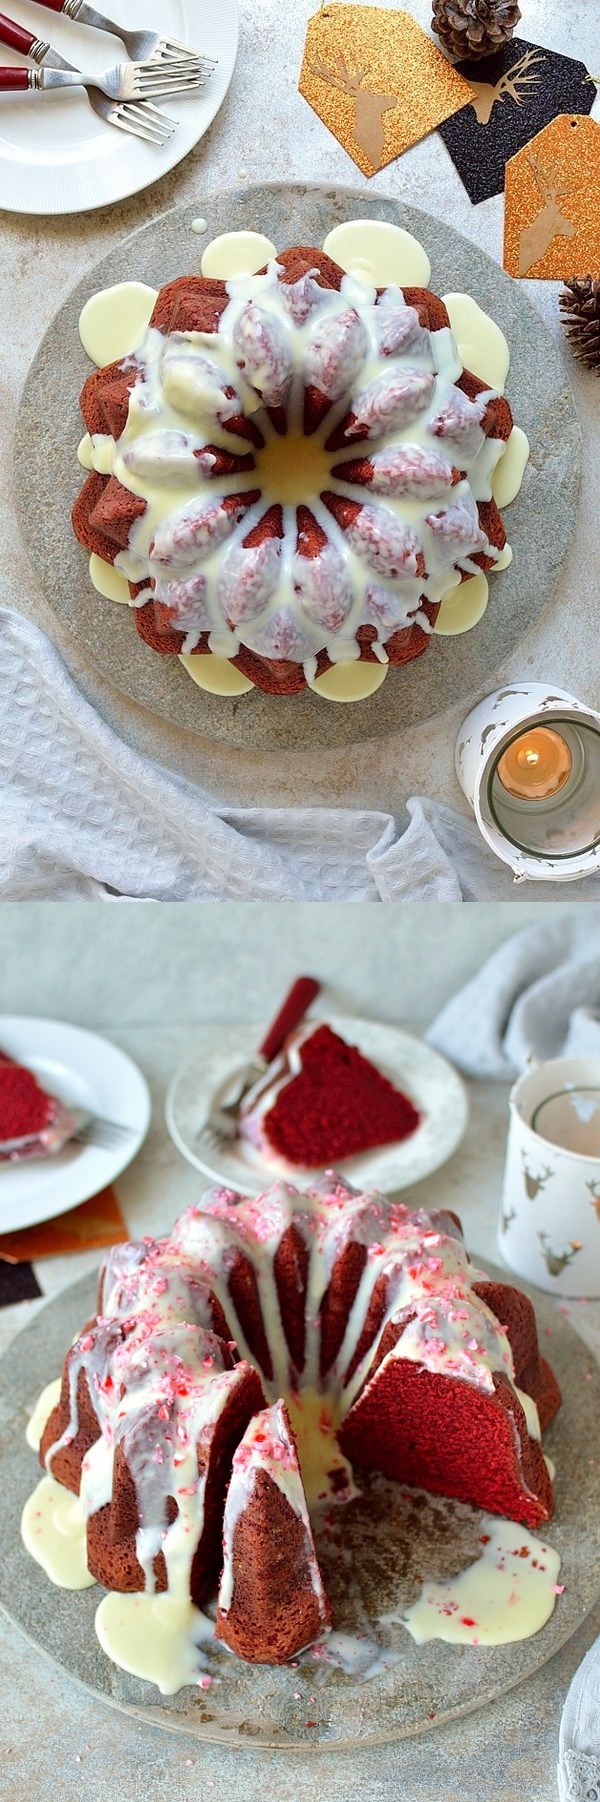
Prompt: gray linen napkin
<box><xmin>427</xmin><ymin>915</ymin><xmax>600</xmax><ymax>1078</ymax></box>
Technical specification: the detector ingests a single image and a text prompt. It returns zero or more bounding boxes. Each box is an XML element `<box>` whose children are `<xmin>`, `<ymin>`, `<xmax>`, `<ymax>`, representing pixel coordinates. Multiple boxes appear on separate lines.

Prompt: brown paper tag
<box><xmin>0</xmin><ymin>1184</ymin><xmax>128</xmax><ymax>1264</ymax></box>
<box><xmin>504</xmin><ymin>113</ymin><xmax>600</xmax><ymax>279</ymax></box>
<box><xmin>299</xmin><ymin>4</ymin><xmax>473</xmax><ymax>177</ymax></box>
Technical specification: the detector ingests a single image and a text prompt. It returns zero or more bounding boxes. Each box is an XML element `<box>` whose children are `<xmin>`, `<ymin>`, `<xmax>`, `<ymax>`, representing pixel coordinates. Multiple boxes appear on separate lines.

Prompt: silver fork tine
<box><xmin>134</xmin><ymin>76</ymin><xmax>206</xmax><ymax>96</ymax></box>
<box><xmin>137</xmin><ymin>100</ymin><xmax>178</xmax><ymax>123</ymax></box>
<box><xmin>113</xmin><ymin>104</ymin><xmax>174</xmax><ymax>142</ymax></box>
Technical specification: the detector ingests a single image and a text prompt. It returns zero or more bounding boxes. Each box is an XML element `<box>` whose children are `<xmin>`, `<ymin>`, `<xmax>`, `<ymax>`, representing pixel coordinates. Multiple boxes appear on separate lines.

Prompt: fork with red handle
<box><xmin>0</xmin><ymin>10</ymin><xmax>190</xmax><ymax>140</ymax></box>
<box><xmin>26</xmin><ymin>0</ymin><xmax>207</xmax><ymax>67</ymax></box>
<box><xmin>200</xmin><ymin>976</ymin><xmax>322</xmax><ymax>1147</ymax></box>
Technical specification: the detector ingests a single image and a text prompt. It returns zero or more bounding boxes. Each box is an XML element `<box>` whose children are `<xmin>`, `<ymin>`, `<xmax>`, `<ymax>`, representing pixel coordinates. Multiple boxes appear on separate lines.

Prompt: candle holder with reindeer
<box><xmin>499</xmin><ymin>1056</ymin><xmax>600</xmax><ymax>1297</ymax></box>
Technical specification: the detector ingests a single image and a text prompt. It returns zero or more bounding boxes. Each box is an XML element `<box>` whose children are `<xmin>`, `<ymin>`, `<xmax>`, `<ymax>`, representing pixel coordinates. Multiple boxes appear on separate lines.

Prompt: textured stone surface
<box><xmin>1</xmin><ymin>1023</ymin><xmax>600</xmax><ymax>1795</ymax></box>
<box><xmin>4</xmin><ymin>0</ymin><xmax>599</xmax><ymax>814</ymax></box>
<box><xmin>14</xmin><ymin>187</ymin><xmax>581</xmax><ymax>752</ymax></box>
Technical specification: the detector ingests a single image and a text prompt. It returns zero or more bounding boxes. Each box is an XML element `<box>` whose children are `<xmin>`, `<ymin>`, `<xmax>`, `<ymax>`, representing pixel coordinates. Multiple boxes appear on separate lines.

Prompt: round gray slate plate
<box><xmin>1</xmin><ymin>1264</ymin><xmax>599</xmax><ymax>1750</ymax></box>
<box><xmin>14</xmin><ymin>184</ymin><xmax>581</xmax><ymax>753</ymax></box>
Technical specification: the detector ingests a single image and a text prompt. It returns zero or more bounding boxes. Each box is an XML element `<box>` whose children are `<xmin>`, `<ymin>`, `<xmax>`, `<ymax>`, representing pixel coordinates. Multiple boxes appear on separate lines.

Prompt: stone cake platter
<box><xmin>1</xmin><ymin>1264</ymin><xmax>599</xmax><ymax>1751</ymax></box>
<box><xmin>14</xmin><ymin>183</ymin><xmax>581</xmax><ymax>753</ymax></box>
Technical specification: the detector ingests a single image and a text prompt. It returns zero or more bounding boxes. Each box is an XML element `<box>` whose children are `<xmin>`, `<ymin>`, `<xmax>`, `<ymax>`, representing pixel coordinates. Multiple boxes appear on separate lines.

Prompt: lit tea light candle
<box><xmin>455</xmin><ymin>685</ymin><xmax>600</xmax><ymax>883</ymax></box>
<box><xmin>496</xmin><ymin>727</ymin><xmax>573</xmax><ymax>801</ymax></box>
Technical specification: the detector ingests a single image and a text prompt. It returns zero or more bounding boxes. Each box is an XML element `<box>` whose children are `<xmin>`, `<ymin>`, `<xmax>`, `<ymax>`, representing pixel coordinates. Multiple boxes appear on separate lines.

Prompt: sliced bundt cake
<box><xmin>35</xmin><ymin>1177</ymin><xmax>561</xmax><ymax>1673</ymax></box>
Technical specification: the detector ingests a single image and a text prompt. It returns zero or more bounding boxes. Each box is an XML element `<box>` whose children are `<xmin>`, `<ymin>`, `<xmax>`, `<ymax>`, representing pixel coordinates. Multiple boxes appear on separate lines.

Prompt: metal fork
<box><xmin>0</xmin><ymin>1108</ymin><xmax>136</xmax><ymax>1158</ymax></box>
<box><xmin>6</xmin><ymin>57</ymin><xmax>207</xmax><ymax>102</ymax></box>
<box><xmin>0</xmin><ymin>12</ymin><xmax>177</xmax><ymax>141</ymax></box>
<box><xmin>32</xmin><ymin>0</ymin><xmax>209</xmax><ymax>68</ymax></box>
<box><xmin>199</xmin><ymin>977</ymin><xmax>321</xmax><ymax>1151</ymax></box>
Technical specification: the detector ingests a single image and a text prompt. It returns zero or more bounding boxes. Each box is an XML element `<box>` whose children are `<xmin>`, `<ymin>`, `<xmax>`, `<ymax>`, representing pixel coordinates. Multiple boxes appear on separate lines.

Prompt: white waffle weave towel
<box><xmin>3</xmin><ymin>608</ymin><xmax>600</xmax><ymax>903</ymax></box>
<box><xmin>558</xmin><ymin>1636</ymin><xmax>600</xmax><ymax>1801</ymax></box>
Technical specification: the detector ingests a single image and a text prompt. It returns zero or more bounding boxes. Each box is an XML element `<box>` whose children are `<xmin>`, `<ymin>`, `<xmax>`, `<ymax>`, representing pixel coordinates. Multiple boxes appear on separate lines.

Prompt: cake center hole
<box><xmin>254</xmin><ymin>430</ymin><xmax>332</xmax><ymax>507</ymax></box>
<box><xmin>285</xmin><ymin>1388</ymin><xmax>357</xmax><ymax>1509</ymax></box>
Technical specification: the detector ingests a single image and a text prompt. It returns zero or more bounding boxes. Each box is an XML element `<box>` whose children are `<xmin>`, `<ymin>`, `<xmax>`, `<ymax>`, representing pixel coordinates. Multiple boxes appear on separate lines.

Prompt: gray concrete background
<box><xmin>3</xmin><ymin>0</ymin><xmax>599</xmax><ymax>830</ymax></box>
<box><xmin>0</xmin><ymin>898</ymin><xmax>573</xmax><ymax>1027</ymax></box>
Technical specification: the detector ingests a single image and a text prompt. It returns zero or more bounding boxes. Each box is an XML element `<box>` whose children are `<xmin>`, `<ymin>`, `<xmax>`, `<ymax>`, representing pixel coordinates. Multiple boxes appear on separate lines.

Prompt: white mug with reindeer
<box><xmin>499</xmin><ymin>1055</ymin><xmax>600</xmax><ymax>1297</ymax></box>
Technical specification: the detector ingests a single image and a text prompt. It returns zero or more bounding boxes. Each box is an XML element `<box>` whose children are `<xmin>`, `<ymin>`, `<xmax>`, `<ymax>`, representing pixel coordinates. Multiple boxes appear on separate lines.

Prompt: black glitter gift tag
<box><xmin>438</xmin><ymin>37</ymin><xmax>597</xmax><ymax>204</ymax></box>
<box><xmin>0</xmin><ymin>1259</ymin><xmax>42</xmax><ymax>1307</ymax></box>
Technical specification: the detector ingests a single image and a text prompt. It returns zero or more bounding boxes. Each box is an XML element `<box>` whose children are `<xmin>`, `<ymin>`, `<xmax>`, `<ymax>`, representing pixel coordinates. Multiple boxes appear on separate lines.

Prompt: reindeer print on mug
<box><xmin>521</xmin><ymin>1153</ymin><xmax>555</xmax><ymax>1201</ymax></box>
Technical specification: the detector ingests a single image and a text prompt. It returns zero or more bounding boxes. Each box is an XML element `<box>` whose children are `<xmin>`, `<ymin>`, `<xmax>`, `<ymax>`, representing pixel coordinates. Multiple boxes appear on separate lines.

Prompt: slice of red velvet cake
<box><xmin>0</xmin><ymin>1051</ymin><xmax>77</xmax><ymax>1162</ymax></box>
<box><xmin>215</xmin><ymin>1401</ymin><xmax>330</xmax><ymax>1663</ymax></box>
<box><xmin>238</xmin><ymin>1023</ymin><xmax>421</xmax><ymax>1168</ymax></box>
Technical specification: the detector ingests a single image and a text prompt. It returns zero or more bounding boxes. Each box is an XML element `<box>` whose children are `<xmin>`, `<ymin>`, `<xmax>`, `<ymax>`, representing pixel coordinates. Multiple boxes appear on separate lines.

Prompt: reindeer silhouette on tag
<box><xmin>468</xmin><ymin>47</ymin><xmax>545</xmax><ymax>127</ymax></box>
<box><xmin>518</xmin><ymin>146</ymin><xmax>576</xmax><ymax>276</ymax></box>
<box><xmin>310</xmin><ymin>53</ymin><xmax>397</xmax><ymax>171</ymax></box>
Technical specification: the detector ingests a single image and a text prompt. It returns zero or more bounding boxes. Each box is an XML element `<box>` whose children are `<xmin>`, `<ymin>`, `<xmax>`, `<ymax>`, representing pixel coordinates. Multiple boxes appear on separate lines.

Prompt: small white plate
<box><xmin>0</xmin><ymin>1016</ymin><xmax>151</xmax><ymax>1232</ymax></box>
<box><xmin>0</xmin><ymin>0</ymin><xmax>238</xmax><ymax>216</ymax></box>
<box><xmin>166</xmin><ymin>1016</ymin><xmax>468</xmax><ymax>1196</ymax></box>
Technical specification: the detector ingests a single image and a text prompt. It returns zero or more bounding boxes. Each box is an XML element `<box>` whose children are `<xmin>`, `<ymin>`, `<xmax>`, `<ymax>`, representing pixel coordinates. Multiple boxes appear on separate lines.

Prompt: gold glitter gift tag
<box><xmin>299</xmin><ymin>4</ymin><xmax>474</xmax><ymax>177</ymax></box>
<box><xmin>504</xmin><ymin>114</ymin><xmax>600</xmax><ymax>279</ymax></box>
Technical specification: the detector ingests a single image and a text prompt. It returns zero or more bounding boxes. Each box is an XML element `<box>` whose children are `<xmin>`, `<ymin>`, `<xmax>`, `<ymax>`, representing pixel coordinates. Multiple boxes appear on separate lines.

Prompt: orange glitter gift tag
<box><xmin>504</xmin><ymin>114</ymin><xmax>600</xmax><ymax>279</ymax></box>
<box><xmin>299</xmin><ymin>4</ymin><xmax>474</xmax><ymax>177</ymax></box>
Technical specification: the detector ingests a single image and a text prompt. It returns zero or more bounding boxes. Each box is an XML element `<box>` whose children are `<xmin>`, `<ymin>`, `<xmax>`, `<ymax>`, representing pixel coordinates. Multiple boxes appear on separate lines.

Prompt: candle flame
<box><xmin>496</xmin><ymin>727</ymin><xmax>572</xmax><ymax>801</ymax></box>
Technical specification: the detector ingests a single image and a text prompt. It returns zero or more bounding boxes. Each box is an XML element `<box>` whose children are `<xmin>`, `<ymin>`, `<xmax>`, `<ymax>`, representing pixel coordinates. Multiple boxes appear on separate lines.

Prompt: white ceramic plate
<box><xmin>0</xmin><ymin>0</ymin><xmax>238</xmax><ymax>215</ymax></box>
<box><xmin>0</xmin><ymin>1016</ymin><xmax>151</xmax><ymax>1232</ymax></box>
<box><xmin>166</xmin><ymin>1015</ymin><xmax>468</xmax><ymax>1196</ymax></box>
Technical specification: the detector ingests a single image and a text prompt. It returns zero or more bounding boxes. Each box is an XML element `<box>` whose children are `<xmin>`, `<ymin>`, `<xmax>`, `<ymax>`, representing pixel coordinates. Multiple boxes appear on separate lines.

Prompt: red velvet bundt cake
<box><xmin>0</xmin><ymin>1050</ymin><xmax>76</xmax><ymax>1161</ymax></box>
<box><xmin>72</xmin><ymin>246</ymin><xmax>513</xmax><ymax>696</ymax></box>
<box><xmin>36</xmin><ymin>1177</ymin><xmax>560</xmax><ymax>1670</ymax></box>
<box><xmin>238</xmin><ymin>1022</ymin><xmax>421</xmax><ymax>1166</ymax></box>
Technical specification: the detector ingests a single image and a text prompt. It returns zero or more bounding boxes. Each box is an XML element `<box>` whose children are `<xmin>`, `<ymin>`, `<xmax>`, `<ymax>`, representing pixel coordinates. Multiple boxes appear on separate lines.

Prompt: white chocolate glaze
<box><xmin>402</xmin><ymin>1515</ymin><xmax>561</xmax><ymax>1645</ymax></box>
<box><xmin>95</xmin><ymin>1591</ymin><xmax>216</xmax><ymax>1694</ymax></box>
<box><xmin>323</xmin><ymin>220</ymin><xmax>432</xmax><ymax>290</ymax></box>
<box><xmin>491</xmin><ymin>426</ymin><xmax>529</xmax><ymax>509</ymax></box>
<box><xmin>179</xmin><ymin>651</ymin><xmax>255</xmax><ymax>694</ymax></box>
<box><xmin>77</xmin><ymin>431</ymin><xmax>115</xmax><ymax>475</ymax></box>
<box><xmin>21</xmin><ymin>1476</ymin><xmax>96</xmax><ymax>1590</ymax></box>
<box><xmin>432</xmin><ymin>571</ymin><xmax>489</xmax><ymax>635</ymax></box>
<box><xmin>442</xmin><ymin>293</ymin><xmax>510</xmax><ymax>394</ymax></box>
<box><xmin>308</xmin><ymin>660</ymin><xmax>389</xmax><ymax>701</ymax></box>
<box><xmin>89</xmin><ymin>554</ymin><xmax>131</xmax><ymax>605</ymax></box>
<box><xmin>26</xmin><ymin>1377</ymin><xmax>61</xmax><ymax>1451</ymax></box>
<box><xmin>200</xmin><ymin>230</ymin><xmax>277</xmax><ymax>280</ymax></box>
<box><xmin>78</xmin><ymin>282</ymin><xmax>158</xmax><ymax>368</ymax></box>
<box><xmin>493</xmin><ymin>542</ymin><xmax>513</xmax><ymax>570</ymax></box>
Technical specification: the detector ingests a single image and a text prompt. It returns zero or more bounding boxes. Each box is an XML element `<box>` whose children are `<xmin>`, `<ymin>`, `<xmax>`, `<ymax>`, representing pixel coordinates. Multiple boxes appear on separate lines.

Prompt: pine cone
<box><xmin>559</xmin><ymin>277</ymin><xmax>600</xmax><ymax>374</ymax></box>
<box><xmin>432</xmin><ymin>0</ymin><xmax>521</xmax><ymax>61</ymax></box>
